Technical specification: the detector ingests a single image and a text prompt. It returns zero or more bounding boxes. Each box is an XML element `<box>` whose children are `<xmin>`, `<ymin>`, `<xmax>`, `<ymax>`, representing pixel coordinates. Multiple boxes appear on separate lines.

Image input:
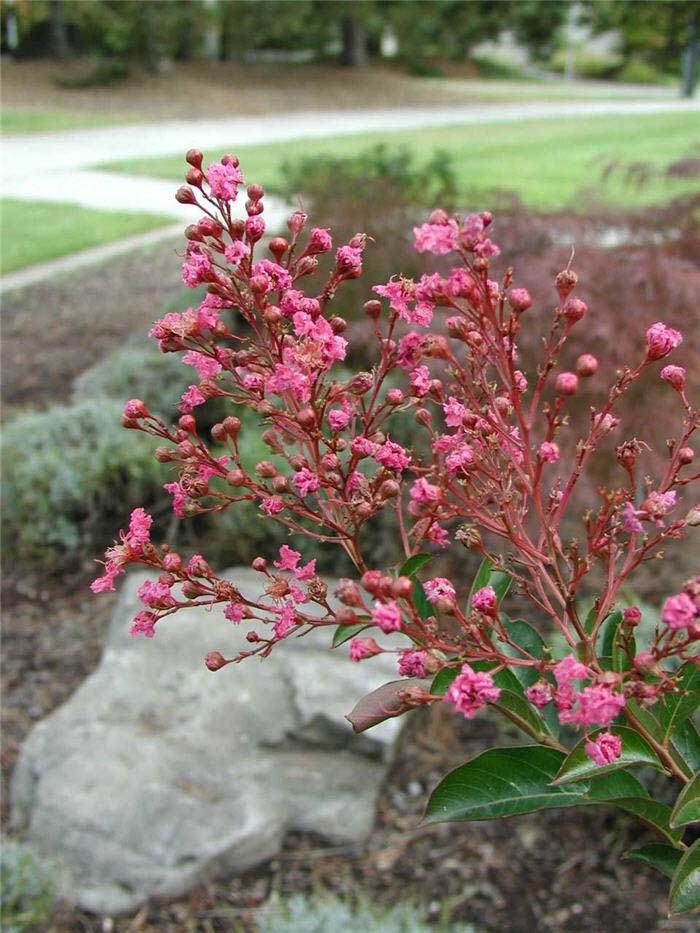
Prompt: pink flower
<box><xmin>308</xmin><ymin>227</ymin><xmax>333</xmax><ymax>253</ymax></box>
<box><xmin>164</xmin><ymin>481</ymin><xmax>187</xmax><ymax>518</ymax></box>
<box><xmin>206</xmin><ymin>161</ymin><xmax>244</xmax><ymax>200</ymax></box>
<box><xmin>351</xmin><ymin>436</ymin><xmax>378</xmax><ymax>458</ymax></box>
<box><xmin>125</xmin><ymin>508</ymin><xmax>152</xmax><ymax>552</ymax></box>
<box><xmin>335</xmin><ymin>245</ymin><xmax>363</xmax><ymax>276</ymax></box>
<box><xmin>183</xmin><ymin>350</ymin><xmax>222</xmax><ymax>381</ymax></box>
<box><xmin>559</xmin><ymin>684</ymin><xmax>626</xmax><ymax>727</ymax></box>
<box><xmin>293</xmin><ymin>468</ymin><xmax>321</xmax><ymax>497</ymax></box>
<box><xmin>294</xmin><ymin>559</ymin><xmax>317</xmax><ymax>582</ymax></box>
<box><xmin>660</xmin><ymin>364</ymin><xmax>686</xmax><ymax>390</ymax></box>
<box><xmin>130</xmin><ymin>611</ymin><xmax>157</xmax><ymax>639</ymax></box>
<box><xmin>443</xmin><ymin>396</ymin><xmax>467</xmax><ymax>428</ymax></box>
<box><xmin>445</xmin><ymin>442</ymin><xmax>475</xmax><ymax>475</ymax></box>
<box><xmin>262</xmin><ymin>496</ymin><xmax>285</xmax><ymax>516</ymax></box>
<box><xmin>123</xmin><ymin>399</ymin><xmax>148</xmax><ymax>419</ymax></box>
<box><xmin>662</xmin><ymin>592</ymin><xmax>698</xmax><ymax>631</ymax></box>
<box><xmin>424</xmin><ymin>578</ymin><xmax>456</xmax><ymax>604</ymax></box>
<box><xmin>137</xmin><ymin>579</ymin><xmax>176</xmax><ymax>609</ymax></box>
<box><xmin>410</xmin><ymin>478</ymin><xmax>441</xmax><ymax>508</ymax></box>
<box><xmin>224</xmin><ymin>603</ymin><xmax>245</xmax><ymax>623</ymax></box>
<box><xmin>273</xmin><ymin>602</ymin><xmax>297</xmax><ymax>639</ymax></box>
<box><xmin>397</xmin><ymin>332</ymin><xmax>426</xmax><ymax>370</ymax></box>
<box><xmin>328</xmin><ymin>409</ymin><xmax>350</xmax><ymax>432</ymax></box>
<box><xmin>444</xmin><ymin>664</ymin><xmax>501</xmax><ymax>719</ymax></box>
<box><xmin>224</xmin><ymin>241</ymin><xmax>250</xmax><ymax>265</ymax></box>
<box><xmin>553</xmin><ymin>655</ymin><xmax>590</xmax><ymax>686</ymax></box>
<box><xmin>181</xmin><ymin>248</ymin><xmax>212</xmax><ymax>288</ymax></box>
<box><xmin>413</xmin><ymin>219</ymin><xmax>459</xmax><ymax>255</ymax></box>
<box><xmin>349</xmin><ymin>637</ymin><xmax>382</xmax><ymax>662</ymax></box>
<box><xmin>398</xmin><ymin>650</ymin><xmax>428</xmax><ymax>678</ymax></box>
<box><xmin>471</xmin><ymin>586</ymin><xmax>497</xmax><ymax>613</ymax></box>
<box><xmin>274</xmin><ymin>545</ymin><xmax>302</xmax><ymax>572</ymax></box>
<box><xmin>646</xmin><ymin>322</ymin><xmax>683</xmax><ymax>360</ymax></box>
<box><xmin>410</xmin><ymin>365</ymin><xmax>431</xmax><ymax>397</ymax></box>
<box><xmin>179</xmin><ymin>384</ymin><xmax>207</xmax><ymax>414</ymax></box>
<box><xmin>251</xmin><ymin>260</ymin><xmax>293</xmax><ymax>293</ymax></box>
<box><xmin>372</xmin><ymin>600</ymin><xmax>403</xmax><ymax>633</ymax></box>
<box><xmin>525</xmin><ymin>682</ymin><xmax>553</xmax><ymax>709</ymax></box>
<box><xmin>585</xmin><ymin>732</ymin><xmax>622</xmax><ymax>767</ymax></box>
<box><xmin>622</xmin><ymin>501</ymin><xmax>644</xmax><ymax>534</ymax></box>
<box><xmin>246</xmin><ymin>215</ymin><xmax>266</xmax><ymax>240</ymax></box>
<box><xmin>539</xmin><ymin>441</ymin><xmax>560</xmax><ymax>463</ymax></box>
<box><xmin>375</xmin><ymin>439</ymin><xmax>411</xmax><ymax>473</ymax></box>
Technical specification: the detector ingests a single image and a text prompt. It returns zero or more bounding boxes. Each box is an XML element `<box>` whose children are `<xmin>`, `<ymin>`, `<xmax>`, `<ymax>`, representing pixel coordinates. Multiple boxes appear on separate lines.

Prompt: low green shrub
<box><xmin>617</xmin><ymin>57</ymin><xmax>675</xmax><ymax>86</ymax></box>
<box><xmin>54</xmin><ymin>57</ymin><xmax>130</xmax><ymax>88</ymax></box>
<box><xmin>1</xmin><ymin>399</ymin><xmax>163</xmax><ymax>572</ymax></box>
<box><xmin>549</xmin><ymin>50</ymin><xmax>622</xmax><ymax>80</ymax></box>
<box><xmin>0</xmin><ymin>840</ymin><xmax>54</xmax><ymax>933</ymax></box>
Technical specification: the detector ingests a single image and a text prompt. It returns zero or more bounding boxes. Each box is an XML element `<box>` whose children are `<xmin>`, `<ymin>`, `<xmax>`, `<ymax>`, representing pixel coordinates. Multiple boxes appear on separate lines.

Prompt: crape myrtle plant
<box><xmin>93</xmin><ymin>150</ymin><xmax>700</xmax><ymax>914</ymax></box>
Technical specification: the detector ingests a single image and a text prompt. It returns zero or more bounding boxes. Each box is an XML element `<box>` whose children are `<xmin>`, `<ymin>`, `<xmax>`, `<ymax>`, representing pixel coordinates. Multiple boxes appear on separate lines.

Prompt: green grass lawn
<box><xmin>0</xmin><ymin>200</ymin><xmax>174</xmax><ymax>275</ymax></box>
<box><xmin>101</xmin><ymin>111</ymin><xmax>700</xmax><ymax>212</ymax></box>
<box><xmin>1</xmin><ymin>108</ymin><xmax>133</xmax><ymax>135</ymax></box>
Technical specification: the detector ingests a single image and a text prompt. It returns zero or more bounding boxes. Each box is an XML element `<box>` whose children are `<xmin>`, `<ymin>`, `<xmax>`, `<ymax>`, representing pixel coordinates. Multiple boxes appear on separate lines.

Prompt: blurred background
<box><xmin>1</xmin><ymin>2</ymin><xmax>700</xmax><ymax>931</ymax></box>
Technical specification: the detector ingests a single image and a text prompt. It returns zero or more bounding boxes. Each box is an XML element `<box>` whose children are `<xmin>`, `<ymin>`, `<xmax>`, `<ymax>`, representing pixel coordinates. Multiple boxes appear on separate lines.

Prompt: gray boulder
<box><xmin>11</xmin><ymin>569</ymin><xmax>408</xmax><ymax>915</ymax></box>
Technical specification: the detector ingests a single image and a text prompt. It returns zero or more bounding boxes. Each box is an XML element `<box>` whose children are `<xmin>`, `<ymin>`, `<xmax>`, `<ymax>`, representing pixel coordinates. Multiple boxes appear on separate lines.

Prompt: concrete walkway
<box><xmin>2</xmin><ymin>98</ymin><xmax>698</xmax><ymax>291</ymax></box>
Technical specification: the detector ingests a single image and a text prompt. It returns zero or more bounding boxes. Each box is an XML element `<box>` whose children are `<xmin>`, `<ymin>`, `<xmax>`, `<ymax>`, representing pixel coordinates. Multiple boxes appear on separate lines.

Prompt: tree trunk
<box><xmin>681</xmin><ymin>9</ymin><xmax>699</xmax><ymax>98</ymax></box>
<box><xmin>341</xmin><ymin>15</ymin><xmax>368</xmax><ymax>68</ymax></box>
<box><xmin>49</xmin><ymin>0</ymin><xmax>71</xmax><ymax>60</ymax></box>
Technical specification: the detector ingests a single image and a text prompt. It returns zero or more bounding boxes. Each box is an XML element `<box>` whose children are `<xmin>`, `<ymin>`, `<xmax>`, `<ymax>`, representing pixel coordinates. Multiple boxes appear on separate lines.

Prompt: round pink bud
<box><xmin>555</xmin><ymin>372</ymin><xmax>579</xmax><ymax>396</ymax></box>
<box><xmin>623</xmin><ymin>607</ymin><xmax>642</xmax><ymax>626</ymax></box>
<box><xmin>507</xmin><ymin>287</ymin><xmax>532</xmax><ymax>313</ymax></box>
<box><xmin>576</xmin><ymin>354</ymin><xmax>598</xmax><ymax>377</ymax></box>
<box><xmin>646</xmin><ymin>322</ymin><xmax>683</xmax><ymax>360</ymax></box>
<box><xmin>660</xmin><ymin>364</ymin><xmax>686</xmax><ymax>391</ymax></box>
<box><xmin>386</xmin><ymin>389</ymin><xmax>404</xmax><ymax>405</ymax></box>
<box><xmin>471</xmin><ymin>585</ymin><xmax>497</xmax><ymax>614</ymax></box>
<box><xmin>124</xmin><ymin>398</ymin><xmax>148</xmax><ymax>419</ymax></box>
<box><xmin>205</xmin><ymin>651</ymin><xmax>228</xmax><ymax>671</ymax></box>
<box><xmin>678</xmin><ymin>447</ymin><xmax>695</xmax><ymax>465</ymax></box>
<box><xmin>361</xmin><ymin>570</ymin><xmax>383</xmax><ymax>595</ymax></box>
<box><xmin>538</xmin><ymin>441</ymin><xmax>560</xmax><ymax>463</ymax></box>
<box><xmin>564</xmin><ymin>298</ymin><xmax>587</xmax><ymax>322</ymax></box>
<box><xmin>175</xmin><ymin>185</ymin><xmax>197</xmax><ymax>205</ymax></box>
<box><xmin>185</xmin><ymin>149</ymin><xmax>203</xmax><ymax>169</ymax></box>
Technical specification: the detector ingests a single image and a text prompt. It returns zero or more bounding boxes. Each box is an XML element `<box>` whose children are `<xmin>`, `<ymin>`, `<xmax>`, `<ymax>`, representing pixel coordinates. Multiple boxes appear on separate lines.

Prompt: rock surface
<box><xmin>11</xmin><ymin>568</ymin><xmax>407</xmax><ymax>915</ymax></box>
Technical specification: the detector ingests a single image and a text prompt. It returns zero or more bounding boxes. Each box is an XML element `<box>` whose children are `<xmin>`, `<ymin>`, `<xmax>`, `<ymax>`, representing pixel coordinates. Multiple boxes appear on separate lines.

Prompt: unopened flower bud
<box><xmin>555</xmin><ymin>268</ymin><xmax>578</xmax><ymax>300</ymax></box>
<box><xmin>247</xmin><ymin>183</ymin><xmax>264</xmax><ymax>201</ymax></box>
<box><xmin>155</xmin><ymin>446</ymin><xmax>175</xmax><ymax>462</ymax></box>
<box><xmin>414</xmin><ymin>408</ymin><xmax>432</xmax><ymax>428</ymax></box>
<box><xmin>185</xmin><ymin>168</ymin><xmax>204</xmax><ymax>188</ymax></box>
<box><xmin>350</xmin><ymin>372</ymin><xmax>373</xmax><ymax>395</ymax></box>
<box><xmin>175</xmin><ymin>185</ymin><xmax>197</xmax><ymax>204</ymax></box>
<box><xmin>507</xmin><ymin>287</ymin><xmax>532</xmax><ymax>313</ymax></box>
<box><xmin>186</xmin><ymin>148</ymin><xmax>203</xmax><ymax>169</ymax></box>
<box><xmin>379</xmin><ymin>479</ymin><xmax>400</xmax><ymax>500</ymax></box>
<box><xmin>223</xmin><ymin>416</ymin><xmax>241</xmax><ymax>436</ymax></box>
<box><xmin>211</xmin><ymin>423</ymin><xmax>227</xmax><ymax>442</ymax></box>
<box><xmin>678</xmin><ymin>447</ymin><xmax>695</xmax><ymax>465</ymax></box>
<box><xmin>337</xmin><ymin>607</ymin><xmax>360</xmax><ymax>626</ymax></box>
<box><xmin>555</xmin><ymin>372</ymin><xmax>579</xmax><ymax>396</ymax></box>
<box><xmin>364</xmin><ymin>299</ymin><xmax>382</xmax><ymax>320</ymax></box>
<box><xmin>296</xmin><ymin>407</ymin><xmax>316</xmax><ymax>429</ymax></box>
<box><xmin>564</xmin><ymin>298</ymin><xmax>587</xmax><ymax>322</ymax></box>
<box><xmin>287</xmin><ymin>210</ymin><xmax>307</xmax><ymax>236</ymax></box>
<box><xmin>268</xmin><ymin>237</ymin><xmax>288</xmax><ymax>262</ymax></box>
<box><xmin>428</xmin><ymin>208</ymin><xmax>450</xmax><ymax>225</ymax></box>
<box><xmin>336</xmin><ymin>579</ymin><xmax>364</xmax><ymax>608</ymax></box>
<box><xmin>623</xmin><ymin>607</ymin><xmax>642</xmax><ymax>626</ymax></box>
<box><xmin>264</xmin><ymin>306</ymin><xmax>282</xmax><ymax>326</ymax></box>
<box><xmin>660</xmin><ymin>365</ymin><xmax>686</xmax><ymax>391</ymax></box>
<box><xmin>252</xmin><ymin>557</ymin><xmax>268</xmax><ymax>573</ymax></box>
<box><xmin>245</xmin><ymin>199</ymin><xmax>264</xmax><ymax>216</ymax></box>
<box><xmin>185</xmin><ymin>224</ymin><xmax>204</xmax><ymax>241</ymax></box>
<box><xmin>124</xmin><ymin>398</ymin><xmax>149</xmax><ymax>419</ymax></box>
<box><xmin>576</xmin><ymin>353</ymin><xmax>598</xmax><ymax>377</ymax></box>
<box><xmin>255</xmin><ymin>461</ymin><xmax>277</xmax><ymax>478</ymax></box>
<box><xmin>205</xmin><ymin>651</ymin><xmax>229</xmax><ymax>671</ymax></box>
<box><xmin>226</xmin><ymin>468</ymin><xmax>247</xmax><ymax>487</ymax></box>
<box><xmin>361</xmin><ymin>570</ymin><xmax>383</xmax><ymax>595</ymax></box>
<box><xmin>272</xmin><ymin>475</ymin><xmax>289</xmax><ymax>493</ymax></box>
<box><xmin>393</xmin><ymin>577</ymin><xmax>414</xmax><ymax>600</ymax></box>
<box><xmin>386</xmin><ymin>389</ymin><xmax>404</xmax><ymax>405</ymax></box>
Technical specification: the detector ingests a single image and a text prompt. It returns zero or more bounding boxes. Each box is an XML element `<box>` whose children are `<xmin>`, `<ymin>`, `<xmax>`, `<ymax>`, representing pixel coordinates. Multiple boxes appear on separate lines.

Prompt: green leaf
<box><xmin>659</xmin><ymin>663</ymin><xmax>700</xmax><ymax>743</ymax></box>
<box><xmin>552</xmin><ymin>727</ymin><xmax>663</xmax><ymax>785</ymax></box>
<box><xmin>584</xmin><ymin>768</ymin><xmax>649</xmax><ymax>801</ymax></box>
<box><xmin>580</xmin><ymin>770</ymin><xmax>682</xmax><ymax>846</ymax></box>
<box><xmin>671</xmin><ymin>771</ymin><xmax>700</xmax><ymax>828</ymax></box>
<box><xmin>584</xmin><ymin>605</ymin><xmax>597</xmax><ymax>635</ymax></box>
<box><xmin>468</xmin><ymin>558</ymin><xmax>493</xmax><ymax>603</ymax></box>
<box><xmin>331</xmin><ymin>622</ymin><xmax>369</xmax><ymax>648</ymax></box>
<box><xmin>496</xmin><ymin>616</ymin><xmax>547</xmax><ymax>689</ymax></box>
<box><xmin>613</xmin><ymin>798</ymin><xmax>684</xmax><ymax>847</ymax></box>
<box><xmin>411</xmin><ymin>577</ymin><xmax>433</xmax><ymax>622</ymax></box>
<box><xmin>671</xmin><ymin>719</ymin><xmax>700</xmax><ymax>775</ymax></box>
<box><xmin>669</xmin><ymin>838</ymin><xmax>700</xmax><ymax>915</ymax></box>
<box><xmin>424</xmin><ymin>746</ymin><xmax>590</xmax><ymax>823</ymax></box>
<box><xmin>597</xmin><ymin>610</ymin><xmax>633</xmax><ymax>673</ymax></box>
<box><xmin>625</xmin><ymin>844</ymin><xmax>682</xmax><ymax>880</ymax></box>
<box><xmin>430</xmin><ymin>667</ymin><xmax>459</xmax><ymax>696</ymax></box>
<box><xmin>400</xmin><ymin>554</ymin><xmax>433</xmax><ymax>578</ymax></box>
<box><xmin>491</xmin><ymin>571</ymin><xmax>512</xmax><ymax>605</ymax></box>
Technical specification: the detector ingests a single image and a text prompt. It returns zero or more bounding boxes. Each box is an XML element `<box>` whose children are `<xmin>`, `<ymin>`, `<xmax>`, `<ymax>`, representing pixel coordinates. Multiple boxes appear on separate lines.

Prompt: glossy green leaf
<box><xmin>331</xmin><ymin>622</ymin><xmax>369</xmax><ymax>648</ymax></box>
<box><xmin>491</xmin><ymin>571</ymin><xmax>512</xmax><ymax>604</ymax></box>
<box><xmin>430</xmin><ymin>667</ymin><xmax>459</xmax><ymax>696</ymax></box>
<box><xmin>468</xmin><ymin>558</ymin><xmax>494</xmax><ymax>603</ymax></box>
<box><xmin>659</xmin><ymin>663</ymin><xmax>700</xmax><ymax>743</ymax></box>
<box><xmin>669</xmin><ymin>838</ymin><xmax>700</xmax><ymax>915</ymax></box>
<box><xmin>411</xmin><ymin>577</ymin><xmax>433</xmax><ymax>622</ymax></box>
<box><xmin>584</xmin><ymin>768</ymin><xmax>649</xmax><ymax>801</ymax></box>
<box><xmin>424</xmin><ymin>746</ymin><xmax>589</xmax><ymax>823</ymax></box>
<box><xmin>597</xmin><ymin>610</ymin><xmax>633</xmax><ymax>673</ymax></box>
<box><xmin>671</xmin><ymin>719</ymin><xmax>700</xmax><ymax>775</ymax></box>
<box><xmin>671</xmin><ymin>771</ymin><xmax>700</xmax><ymax>828</ymax></box>
<box><xmin>496</xmin><ymin>616</ymin><xmax>547</xmax><ymax>689</ymax></box>
<box><xmin>613</xmin><ymin>798</ymin><xmax>684</xmax><ymax>847</ymax></box>
<box><xmin>625</xmin><ymin>844</ymin><xmax>682</xmax><ymax>880</ymax></box>
<box><xmin>399</xmin><ymin>554</ymin><xmax>433</xmax><ymax>578</ymax></box>
<box><xmin>584</xmin><ymin>605</ymin><xmax>597</xmax><ymax>636</ymax></box>
<box><xmin>552</xmin><ymin>727</ymin><xmax>663</xmax><ymax>785</ymax></box>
